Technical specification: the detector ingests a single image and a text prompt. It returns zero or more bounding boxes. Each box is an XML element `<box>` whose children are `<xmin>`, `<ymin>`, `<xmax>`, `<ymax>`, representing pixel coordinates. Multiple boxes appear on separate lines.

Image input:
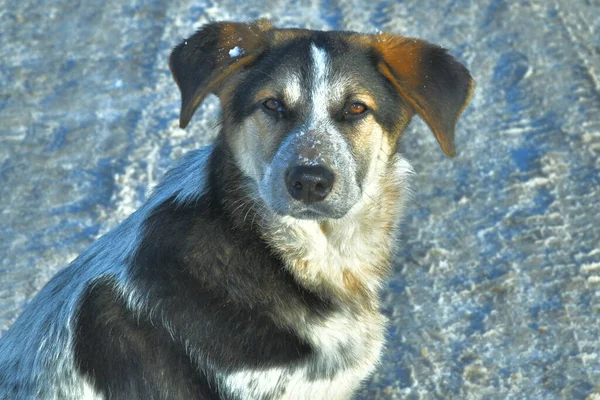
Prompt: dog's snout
<box><xmin>285</xmin><ymin>165</ymin><xmax>335</xmax><ymax>204</ymax></box>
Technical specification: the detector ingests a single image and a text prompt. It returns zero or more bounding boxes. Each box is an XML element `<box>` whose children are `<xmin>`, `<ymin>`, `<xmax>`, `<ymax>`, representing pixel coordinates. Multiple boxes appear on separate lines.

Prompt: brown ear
<box><xmin>372</xmin><ymin>34</ymin><xmax>474</xmax><ymax>156</ymax></box>
<box><xmin>169</xmin><ymin>19</ymin><xmax>273</xmax><ymax>128</ymax></box>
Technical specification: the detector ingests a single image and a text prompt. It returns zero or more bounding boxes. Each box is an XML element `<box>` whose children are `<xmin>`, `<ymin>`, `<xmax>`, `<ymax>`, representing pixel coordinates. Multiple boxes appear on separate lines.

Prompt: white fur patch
<box><xmin>223</xmin><ymin>367</ymin><xmax>365</xmax><ymax>400</ymax></box>
<box><xmin>232</xmin><ymin>119</ymin><xmax>263</xmax><ymax>182</ymax></box>
<box><xmin>222</xmin><ymin>317</ymin><xmax>382</xmax><ymax>400</ymax></box>
<box><xmin>81</xmin><ymin>380</ymin><xmax>104</xmax><ymax>400</ymax></box>
<box><xmin>221</xmin><ymin>302</ymin><xmax>385</xmax><ymax>399</ymax></box>
<box><xmin>304</xmin><ymin>307</ymin><xmax>385</xmax><ymax>375</ymax></box>
<box><xmin>309</xmin><ymin>44</ymin><xmax>331</xmax><ymax>125</ymax></box>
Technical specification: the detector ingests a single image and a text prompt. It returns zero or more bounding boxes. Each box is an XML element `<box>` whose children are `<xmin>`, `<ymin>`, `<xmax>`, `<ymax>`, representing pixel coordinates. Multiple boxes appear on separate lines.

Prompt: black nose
<box><xmin>285</xmin><ymin>165</ymin><xmax>335</xmax><ymax>204</ymax></box>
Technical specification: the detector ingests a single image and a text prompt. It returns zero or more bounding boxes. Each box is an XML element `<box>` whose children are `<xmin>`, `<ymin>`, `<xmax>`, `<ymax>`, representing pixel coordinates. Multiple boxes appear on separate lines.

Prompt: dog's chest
<box><xmin>221</xmin><ymin>308</ymin><xmax>385</xmax><ymax>400</ymax></box>
<box><xmin>223</xmin><ymin>169</ymin><xmax>403</xmax><ymax>399</ymax></box>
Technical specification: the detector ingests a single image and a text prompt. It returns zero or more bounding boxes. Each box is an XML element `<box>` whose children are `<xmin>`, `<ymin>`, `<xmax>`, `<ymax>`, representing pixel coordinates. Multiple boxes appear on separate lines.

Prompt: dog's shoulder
<box><xmin>0</xmin><ymin>147</ymin><xmax>218</xmax><ymax>398</ymax></box>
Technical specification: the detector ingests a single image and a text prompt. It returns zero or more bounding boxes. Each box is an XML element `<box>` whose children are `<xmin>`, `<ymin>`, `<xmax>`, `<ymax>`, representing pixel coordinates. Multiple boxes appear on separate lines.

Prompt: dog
<box><xmin>0</xmin><ymin>19</ymin><xmax>473</xmax><ymax>399</ymax></box>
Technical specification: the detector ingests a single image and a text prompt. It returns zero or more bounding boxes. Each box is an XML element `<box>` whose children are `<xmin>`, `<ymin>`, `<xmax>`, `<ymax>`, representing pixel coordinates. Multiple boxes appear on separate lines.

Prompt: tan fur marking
<box><xmin>375</xmin><ymin>60</ymin><xmax>461</xmax><ymax>155</ymax></box>
<box><xmin>458</xmin><ymin>78</ymin><xmax>476</xmax><ymax>123</ymax></box>
<box><xmin>319</xmin><ymin>222</ymin><xmax>329</xmax><ymax>235</ymax></box>
<box><xmin>372</xmin><ymin>34</ymin><xmax>424</xmax><ymax>89</ymax></box>
<box><xmin>353</xmin><ymin>93</ymin><xmax>378</xmax><ymax>111</ymax></box>
<box><xmin>346</xmin><ymin>117</ymin><xmax>378</xmax><ymax>150</ymax></box>
<box><xmin>253</xmin><ymin>88</ymin><xmax>276</xmax><ymax>103</ymax></box>
<box><xmin>342</xmin><ymin>269</ymin><xmax>368</xmax><ymax>299</ymax></box>
<box><xmin>370</xmin><ymin>33</ymin><xmax>473</xmax><ymax>157</ymax></box>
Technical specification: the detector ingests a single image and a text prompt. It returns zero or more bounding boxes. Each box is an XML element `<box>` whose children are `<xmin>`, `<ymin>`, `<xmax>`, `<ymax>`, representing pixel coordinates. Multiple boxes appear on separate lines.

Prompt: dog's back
<box><xmin>0</xmin><ymin>20</ymin><xmax>472</xmax><ymax>400</ymax></box>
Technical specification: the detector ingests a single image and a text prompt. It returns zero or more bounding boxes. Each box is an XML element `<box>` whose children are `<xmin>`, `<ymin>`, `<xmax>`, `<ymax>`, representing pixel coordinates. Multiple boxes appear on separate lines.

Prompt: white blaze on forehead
<box><xmin>284</xmin><ymin>73</ymin><xmax>302</xmax><ymax>105</ymax></box>
<box><xmin>309</xmin><ymin>43</ymin><xmax>333</xmax><ymax>125</ymax></box>
<box><xmin>301</xmin><ymin>43</ymin><xmax>357</xmax><ymax>181</ymax></box>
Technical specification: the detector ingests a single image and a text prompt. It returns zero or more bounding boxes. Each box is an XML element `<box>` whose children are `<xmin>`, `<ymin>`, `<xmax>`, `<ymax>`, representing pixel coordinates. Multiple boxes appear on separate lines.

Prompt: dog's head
<box><xmin>170</xmin><ymin>20</ymin><xmax>473</xmax><ymax>220</ymax></box>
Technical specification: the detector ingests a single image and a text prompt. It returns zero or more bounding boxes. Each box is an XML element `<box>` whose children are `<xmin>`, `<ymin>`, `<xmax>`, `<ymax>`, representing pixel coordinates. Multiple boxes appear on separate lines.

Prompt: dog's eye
<box><xmin>345</xmin><ymin>102</ymin><xmax>368</xmax><ymax>120</ymax></box>
<box><xmin>263</xmin><ymin>98</ymin><xmax>285</xmax><ymax>114</ymax></box>
<box><xmin>349</xmin><ymin>103</ymin><xmax>366</xmax><ymax>114</ymax></box>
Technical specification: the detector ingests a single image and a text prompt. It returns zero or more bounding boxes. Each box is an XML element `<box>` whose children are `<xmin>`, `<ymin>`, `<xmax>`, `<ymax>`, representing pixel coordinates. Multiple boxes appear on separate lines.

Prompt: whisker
<box><xmin>231</xmin><ymin>198</ymin><xmax>253</xmax><ymax>215</ymax></box>
<box><xmin>253</xmin><ymin>68</ymin><xmax>278</xmax><ymax>81</ymax></box>
<box><xmin>243</xmin><ymin>202</ymin><xmax>255</xmax><ymax>223</ymax></box>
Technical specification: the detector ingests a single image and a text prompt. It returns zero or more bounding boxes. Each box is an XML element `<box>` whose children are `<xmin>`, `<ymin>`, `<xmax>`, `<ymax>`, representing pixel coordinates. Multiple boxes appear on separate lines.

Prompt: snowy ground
<box><xmin>1</xmin><ymin>1</ymin><xmax>599</xmax><ymax>398</ymax></box>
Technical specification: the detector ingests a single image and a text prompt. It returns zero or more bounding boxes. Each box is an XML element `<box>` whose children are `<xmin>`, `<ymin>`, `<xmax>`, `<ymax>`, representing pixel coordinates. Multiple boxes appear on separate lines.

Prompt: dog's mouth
<box><xmin>298</xmin><ymin>210</ymin><xmax>323</xmax><ymax>220</ymax></box>
<box><xmin>283</xmin><ymin>205</ymin><xmax>346</xmax><ymax>221</ymax></box>
<box><xmin>261</xmin><ymin>184</ymin><xmax>355</xmax><ymax>221</ymax></box>
<box><xmin>289</xmin><ymin>209</ymin><xmax>327</xmax><ymax>220</ymax></box>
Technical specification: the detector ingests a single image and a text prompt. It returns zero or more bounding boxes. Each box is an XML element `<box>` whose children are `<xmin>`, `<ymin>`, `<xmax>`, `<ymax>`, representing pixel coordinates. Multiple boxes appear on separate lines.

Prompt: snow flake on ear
<box><xmin>229</xmin><ymin>46</ymin><xmax>245</xmax><ymax>58</ymax></box>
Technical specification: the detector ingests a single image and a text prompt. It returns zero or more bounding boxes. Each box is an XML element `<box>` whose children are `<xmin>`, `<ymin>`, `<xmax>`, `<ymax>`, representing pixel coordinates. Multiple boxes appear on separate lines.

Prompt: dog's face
<box><xmin>169</xmin><ymin>20</ymin><xmax>473</xmax><ymax>220</ymax></box>
<box><xmin>224</xmin><ymin>38</ymin><xmax>408</xmax><ymax>219</ymax></box>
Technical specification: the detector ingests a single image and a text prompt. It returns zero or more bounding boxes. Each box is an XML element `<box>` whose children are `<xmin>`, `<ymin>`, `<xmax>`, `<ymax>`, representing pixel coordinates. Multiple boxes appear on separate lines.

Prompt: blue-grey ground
<box><xmin>1</xmin><ymin>1</ymin><xmax>599</xmax><ymax>399</ymax></box>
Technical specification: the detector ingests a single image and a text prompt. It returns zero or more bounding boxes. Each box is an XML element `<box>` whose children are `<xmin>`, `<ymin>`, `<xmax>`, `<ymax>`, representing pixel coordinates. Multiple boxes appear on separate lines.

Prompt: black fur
<box><xmin>169</xmin><ymin>21</ymin><xmax>270</xmax><ymax>128</ymax></box>
<box><xmin>75</xmin><ymin>279</ymin><xmax>220</xmax><ymax>399</ymax></box>
<box><xmin>169</xmin><ymin>22</ymin><xmax>222</xmax><ymax>127</ymax></box>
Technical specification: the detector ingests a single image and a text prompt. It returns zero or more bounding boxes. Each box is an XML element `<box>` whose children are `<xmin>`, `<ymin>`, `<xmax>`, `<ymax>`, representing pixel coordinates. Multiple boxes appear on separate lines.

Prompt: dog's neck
<box><xmin>212</xmin><ymin>140</ymin><xmax>411</xmax><ymax>308</ymax></box>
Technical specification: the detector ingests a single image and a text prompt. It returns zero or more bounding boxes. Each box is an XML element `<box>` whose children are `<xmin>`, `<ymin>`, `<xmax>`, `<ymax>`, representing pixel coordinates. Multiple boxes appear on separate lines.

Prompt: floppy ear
<box><xmin>372</xmin><ymin>34</ymin><xmax>474</xmax><ymax>156</ymax></box>
<box><xmin>169</xmin><ymin>19</ymin><xmax>273</xmax><ymax>128</ymax></box>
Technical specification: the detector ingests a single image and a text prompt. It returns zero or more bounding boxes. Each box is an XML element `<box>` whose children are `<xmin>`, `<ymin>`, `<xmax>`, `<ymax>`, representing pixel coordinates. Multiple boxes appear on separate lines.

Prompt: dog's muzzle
<box><xmin>257</xmin><ymin>128</ymin><xmax>360</xmax><ymax>220</ymax></box>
